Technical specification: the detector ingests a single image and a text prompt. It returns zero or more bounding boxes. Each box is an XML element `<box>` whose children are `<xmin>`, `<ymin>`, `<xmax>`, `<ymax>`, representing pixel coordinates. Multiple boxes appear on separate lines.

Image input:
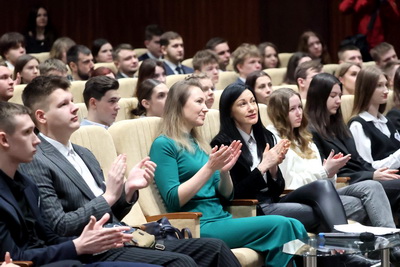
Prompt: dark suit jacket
<box><xmin>138</xmin><ymin>53</ymin><xmax>150</xmax><ymax>62</ymax></box>
<box><xmin>211</xmin><ymin>131</ymin><xmax>285</xmax><ymax>203</ymax></box>
<box><xmin>163</xmin><ymin>62</ymin><xmax>193</xmax><ymax>76</ymax></box>
<box><xmin>0</xmin><ymin>170</ymin><xmax>77</xmax><ymax>265</ymax></box>
<box><xmin>19</xmin><ymin>136</ymin><xmax>135</xmax><ymax>237</ymax></box>
<box><xmin>310</xmin><ymin>129</ymin><xmax>375</xmax><ymax>184</ymax></box>
<box><xmin>386</xmin><ymin>107</ymin><xmax>400</xmax><ymax>132</ymax></box>
<box><xmin>234</xmin><ymin>77</ymin><xmax>245</xmax><ymax>85</ymax></box>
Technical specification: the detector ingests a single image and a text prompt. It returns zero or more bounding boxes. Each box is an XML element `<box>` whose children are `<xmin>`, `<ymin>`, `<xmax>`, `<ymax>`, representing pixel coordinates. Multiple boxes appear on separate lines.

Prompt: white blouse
<box><xmin>266</xmin><ymin>125</ymin><xmax>336</xmax><ymax>190</ymax></box>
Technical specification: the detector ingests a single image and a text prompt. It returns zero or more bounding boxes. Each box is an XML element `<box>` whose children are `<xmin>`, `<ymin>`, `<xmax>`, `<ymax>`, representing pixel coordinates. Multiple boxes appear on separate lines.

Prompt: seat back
<box><xmin>272</xmin><ymin>84</ymin><xmax>299</xmax><ymax>92</ymax></box>
<box><xmin>116</xmin><ymin>97</ymin><xmax>138</xmax><ymax>121</ymax></box>
<box><xmin>94</xmin><ymin>62</ymin><xmax>118</xmax><ymax>74</ymax></box>
<box><xmin>29</xmin><ymin>52</ymin><xmax>50</xmax><ymax>63</ymax></box>
<box><xmin>166</xmin><ymin>74</ymin><xmax>189</xmax><ymax>88</ymax></box>
<box><xmin>9</xmin><ymin>84</ymin><xmax>27</xmax><ymax>105</ymax></box>
<box><xmin>118</xmin><ymin>78</ymin><xmax>138</xmax><ymax>98</ymax></box>
<box><xmin>322</xmin><ymin>64</ymin><xmax>339</xmax><ymax>75</ymax></box>
<box><xmin>278</xmin><ymin>53</ymin><xmax>294</xmax><ymax>68</ymax></box>
<box><xmin>211</xmin><ymin>90</ymin><xmax>223</xmax><ymax>109</ymax></box>
<box><xmin>134</xmin><ymin>48</ymin><xmax>148</xmax><ymax>58</ymax></box>
<box><xmin>200</xmin><ymin>109</ymin><xmax>220</xmax><ymax>144</ymax></box>
<box><xmin>76</xmin><ymin>103</ymin><xmax>88</xmax><ymax>122</ymax></box>
<box><xmin>182</xmin><ymin>58</ymin><xmax>193</xmax><ymax>69</ymax></box>
<box><xmin>340</xmin><ymin>94</ymin><xmax>355</xmax><ymax>123</ymax></box>
<box><xmin>215</xmin><ymin>71</ymin><xmax>239</xmax><ymax>90</ymax></box>
<box><xmin>265</xmin><ymin>67</ymin><xmax>287</xmax><ymax>85</ymax></box>
<box><xmin>70</xmin><ymin>81</ymin><xmax>86</xmax><ymax>103</ymax></box>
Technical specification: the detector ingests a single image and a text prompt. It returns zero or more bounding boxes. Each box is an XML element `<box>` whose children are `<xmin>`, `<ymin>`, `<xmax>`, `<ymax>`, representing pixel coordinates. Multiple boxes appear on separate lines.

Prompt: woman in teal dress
<box><xmin>149</xmin><ymin>78</ymin><xmax>308</xmax><ymax>267</ymax></box>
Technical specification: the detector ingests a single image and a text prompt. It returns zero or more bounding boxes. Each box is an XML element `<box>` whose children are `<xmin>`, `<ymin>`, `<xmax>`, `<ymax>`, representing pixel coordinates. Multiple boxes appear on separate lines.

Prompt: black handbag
<box><xmin>141</xmin><ymin>217</ymin><xmax>193</xmax><ymax>240</ymax></box>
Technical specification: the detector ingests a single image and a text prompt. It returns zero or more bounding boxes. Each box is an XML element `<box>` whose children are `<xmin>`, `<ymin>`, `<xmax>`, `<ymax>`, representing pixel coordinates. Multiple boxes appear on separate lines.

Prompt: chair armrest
<box><xmin>229</xmin><ymin>199</ymin><xmax>259</xmax><ymax>206</ymax></box>
<box><xmin>0</xmin><ymin>262</ymin><xmax>33</xmax><ymax>267</ymax></box>
<box><xmin>337</xmin><ymin>177</ymin><xmax>350</xmax><ymax>183</ymax></box>
<box><xmin>145</xmin><ymin>212</ymin><xmax>202</xmax><ymax>221</ymax></box>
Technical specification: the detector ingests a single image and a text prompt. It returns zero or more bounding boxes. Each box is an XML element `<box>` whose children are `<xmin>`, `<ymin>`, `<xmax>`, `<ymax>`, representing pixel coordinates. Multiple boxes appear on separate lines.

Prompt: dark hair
<box><xmin>338</xmin><ymin>45</ymin><xmax>360</xmax><ymax>61</ymax></box>
<box><xmin>205</xmin><ymin>37</ymin><xmax>228</xmax><ymax>50</ymax></box>
<box><xmin>215</xmin><ymin>83</ymin><xmax>266</xmax><ymax>167</ymax></box>
<box><xmin>132</xmin><ymin>79</ymin><xmax>162</xmax><ymax>116</ymax></box>
<box><xmin>159</xmin><ymin>31</ymin><xmax>181</xmax><ymax>47</ymax></box>
<box><xmin>394</xmin><ymin>67</ymin><xmax>400</xmax><ymax>107</ymax></box>
<box><xmin>0</xmin><ymin>32</ymin><xmax>25</xmax><ymax>58</ymax></box>
<box><xmin>22</xmin><ymin>76</ymin><xmax>71</xmax><ymax>122</ymax></box>
<box><xmin>49</xmin><ymin>37</ymin><xmax>75</xmax><ymax>61</ymax></box>
<box><xmin>67</xmin><ymin>45</ymin><xmax>91</xmax><ymax>64</ymax></box>
<box><xmin>0</xmin><ymin>102</ymin><xmax>31</xmax><ymax>135</ymax></box>
<box><xmin>83</xmin><ymin>76</ymin><xmax>119</xmax><ymax>107</ymax></box>
<box><xmin>136</xmin><ymin>59</ymin><xmax>165</xmax><ymax>92</ymax></box>
<box><xmin>294</xmin><ymin>59</ymin><xmax>323</xmax><ymax>86</ymax></box>
<box><xmin>13</xmin><ymin>54</ymin><xmax>40</xmax><ymax>84</ymax></box>
<box><xmin>144</xmin><ymin>24</ymin><xmax>164</xmax><ymax>41</ymax></box>
<box><xmin>305</xmin><ymin>73</ymin><xmax>350</xmax><ymax>139</ymax></box>
<box><xmin>92</xmin><ymin>38</ymin><xmax>111</xmax><ymax>62</ymax></box>
<box><xmin>112</xmin><ymin>43</ymin><xmax>133</xmax><ymax>61</ymax></box>
<box><xmin>370</xmin><ymin>42</ymin><xmax>394</xmax><ymax>62</ymax></box>
<box><xmin>192</xmin><ymin>49</ymin><xmax>219</xmax><ymax>71</ymax></box>
<box><xmin>26</xmin><ymin>6</ymin><xmax>55</xmax><ymax>44</ymax></box>
<box><xmin>245</xmin><ymin>70</ymin><xmax>271</xmax><ymax>91</ymax></box>
<box><xmin>284</xmin><ymin>52</ymin><xmax>311</xmax><ymax>84</ymax></box>
<box><xmin>297</xmin><ymin>31</ymin><xmax>330</xmax><ymax>64</ymax></box>
<box><xmin>258</xmin><ymin>42</ymin><xmax>281</xmax><ymax>68</ymax></box>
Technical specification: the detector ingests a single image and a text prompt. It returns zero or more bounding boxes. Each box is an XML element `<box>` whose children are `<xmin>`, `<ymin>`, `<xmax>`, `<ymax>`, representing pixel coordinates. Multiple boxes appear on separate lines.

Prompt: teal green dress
<box><xmin>150</xmin><ymin>135</ymin><xmax>308</xmax><ymax>267</ymax></box>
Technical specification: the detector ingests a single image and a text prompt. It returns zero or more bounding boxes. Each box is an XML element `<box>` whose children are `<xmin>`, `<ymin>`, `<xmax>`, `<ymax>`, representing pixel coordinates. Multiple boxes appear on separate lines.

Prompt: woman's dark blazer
<box><xmin>211</xmin><ymin>129</ymin><xmax>284</xmax><ymax>203</ymax></box>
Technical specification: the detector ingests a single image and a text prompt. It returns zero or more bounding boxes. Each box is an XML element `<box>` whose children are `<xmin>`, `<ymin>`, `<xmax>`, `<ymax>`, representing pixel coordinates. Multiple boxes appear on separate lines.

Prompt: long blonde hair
<box><xmin>268</xmin><ymin>88</ymin><xmax>315</xmax><ymax>159</ymax></box>
<box><xmin>159</xmin><ymin>78</ymin><xmax>210</xmax><ymax>153</ymax></box>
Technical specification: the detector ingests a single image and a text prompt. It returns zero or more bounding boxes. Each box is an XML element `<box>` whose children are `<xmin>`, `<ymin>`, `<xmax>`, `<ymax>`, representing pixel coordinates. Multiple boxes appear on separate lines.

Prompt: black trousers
<box><xmin>379</xmin><ymin>180</ymin><xmax>400</xmax><ymax>213</ymax></box>
<box><xmin>87</xmin><ymin>238</ymin><xmax>241</xmax><ymax>267</ymax></box>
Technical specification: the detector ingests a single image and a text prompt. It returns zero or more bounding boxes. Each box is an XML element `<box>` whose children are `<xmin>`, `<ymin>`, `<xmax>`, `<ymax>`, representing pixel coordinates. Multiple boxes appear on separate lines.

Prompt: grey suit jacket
<box><xmin>19</xmin><ymin>135</ymin><xmax>135</xmax><ymax>237</ymax></box>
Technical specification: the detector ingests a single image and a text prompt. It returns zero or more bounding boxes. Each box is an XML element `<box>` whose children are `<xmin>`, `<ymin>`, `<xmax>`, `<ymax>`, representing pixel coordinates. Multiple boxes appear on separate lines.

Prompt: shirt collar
<box><xmin>237</xmin><ymin>127</ymin><xmax>255</xmax><ymax>143</ymax></box>
<box><xmin>39</xmin><ymin>133</ymin><xmax>74</xmax><ymax>158</ymax></box>
<box><xmin>81</xmin><ymin>119</ymin><xmax>109</xmax><ymax>129</ymax></box>
<box><xmin>359</xmin><ymin>111</ymin><xmax>388</xmax><ymax>124</ymax></box>
<box><xmin>147</xmin><ymin>52</ymin><xmax>162</xmax><ymax>60</ymax></box>
<box><xmin>164</xmin><ymin>60</ymin><xmax>180</xmax><ymax>71</ymax></box>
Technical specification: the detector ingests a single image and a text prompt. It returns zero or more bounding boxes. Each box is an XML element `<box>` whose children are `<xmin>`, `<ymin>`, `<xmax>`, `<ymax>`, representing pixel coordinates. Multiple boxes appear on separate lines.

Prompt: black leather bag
<box><xmin>141</xmin><ymin>217</ymin><xmax>192</xmax><ymax>240</ymax></box>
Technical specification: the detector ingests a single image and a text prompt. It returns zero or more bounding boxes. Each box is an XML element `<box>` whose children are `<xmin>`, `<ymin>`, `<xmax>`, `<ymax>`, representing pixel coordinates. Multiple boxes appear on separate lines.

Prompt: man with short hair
<box><xmin>138</xmin><ymin>24</ymin><xmax>164</xmax><ymax>61</ymax></box>
<box><xmin>231</xmin><ymin>43</ymin><xmax>262</xmax><ymax>85</ymax></box>
<box><xmin>192</xmin><ymin>49</ymin><xmax>220</xmax><ymax>84</ymax></box>
<box><xmin>67</xmin><ymin>45</ymin><xmax>94</xmax><ymax>81</ymax></box>
<box><xmin>0</xmin><ymin>61</ymin><xmax>14</xmax><ymax>102</ymax></box>
<box><xmin>19</xmin><ymin>75</ymin><xmax>241</xmax><ymax>267</ymax></box>
<box><xmin>160</xmin><ymin>31</ymin><xmax>193</xmax><ymax>75</ymax></box>
<box><xmin>338</xmin><ymin>45</ymin><xmax>363</xmax><ymax>65</ymax></box>
<box><xmin>370</xmin><ymin>42</ymin><xmax>398</xmax><ymax>68</ymax></box>
<box><xmin>205</xmin><ymin>37</ymin><xmax>231</xmax><ymax>71</ymax></box>
<box><xmin>295</xmin><ymin>60</ymin><xmax>323</xmax><ymax>99</ymax></box>
<box><xmin>81</xmin><ymin>76</ymin><xmax>120</xmax><ymax>128</ymax></box>
<box><xmin>0</xmin><ymin>32</ymin><xmax>26</xmax><ymax>70</ymax></box>
<box><xmin>113</xmin><ymin>44</ymin><xmax>139</xmax><ymax>79</ymax></box>
<box><xmin>39</xmin><ymin>58</ymin><xmax>69</xmax><ymax>77</ymax></box>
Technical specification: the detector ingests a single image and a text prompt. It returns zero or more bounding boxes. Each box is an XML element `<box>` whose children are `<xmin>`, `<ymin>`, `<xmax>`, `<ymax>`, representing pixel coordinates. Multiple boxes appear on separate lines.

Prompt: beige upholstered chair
<box><xmin>384</xmin><ymin>90</ymin><xmax>394</xmax><ymax>114</ymax></box>
<box><xmin>182</xmin><ymin>58</ymin><xmax>193</xmax><ymax>69</ymax></box>
<box><xmin>94</xmin><ymin>62</ymin><xmax>118</xmax><ymax>74</ymax></box>
<box><xmin>226</xmin><ymin>58</ymin><xmax>234</xmax><ymax>71</ymax></box>
<box><xmin>29</xmin><ymin>52</ymin><xmax>50</xmax><ymax>63</ymax></box>
<box><xmin>278</xmin><ymin>53</ymin><xmax>294</xmax><ymax>68</ymax></box>
<box><xmin>258</xmin><ymin>104</ymin><xmax>272</xmax><ymax>127</ymax></box>
<box><xmin>362</xmin><ymin>61</ymin><xmax>376</xmax><ymax>68</ymax></box>
<box><xmin>8</xmin><ymin>84</ymin><xmax>27</xmax><ymax>105</ymax></box>
<box><xmin>166</xmin><ymin>74</ymin><xmax>189</xmax><ymax>88</ymax></box>
<box><xmin>70</xmin><ymin>81</ymin><xmax>86</xmax><ymax>103</ymax></box>
<box><xmin>264</xmin><ymin>67</ymin><xmax>287</xmax><ymax>85</ymax></box>
<box><xmin>118</xmin><ymin>78</ymin><xmax>138</xmax><ymax>98</ymax></box>
<box><xmin>116</xmin><ymin>97</ymin><xmax>138</xmax><ymax>121</ymax></box>
<box><xmin>76</xmin><ymin>103</ymin><xmax>88</xmax><ymax>122</ymax></box>
<box><xmin>108</xmin><ymin>117</ymin><xmax>264</xmax><ymax>267</ymax></box>
<box><xmin>322</xmin><ymin>64</ymin><xmax>339</xmax><ymax>75</ymax></box>
<box><xmin>134</xmin><ymin>48</ymin><xmax>148</xmax><ymax>58</ymax></box>
<box><xmin>272</xmin><ymin>84</ymin><xmax>299</xmax><ymax>92</ymax></box>
<box><xmin>340</xmin><ymin>94</ymin><xmax>355</xmax><ymax>123</ymax></box>
<box><xmin>215</xmin><ymin>71</ymin><xmax>239</xmax><ymax>90</ymax></box>
<box><xmin>211</xmin><ymin>90</ymin><xmax>223</xmax><ymax>109</ymax></box>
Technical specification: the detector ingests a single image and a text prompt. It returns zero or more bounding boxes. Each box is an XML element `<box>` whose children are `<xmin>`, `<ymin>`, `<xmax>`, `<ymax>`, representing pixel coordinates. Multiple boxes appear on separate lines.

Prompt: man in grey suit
<box><xmin>19</xmin><ymin>76</ymin><xmax>240</xmax><ymax>267</ymax></box>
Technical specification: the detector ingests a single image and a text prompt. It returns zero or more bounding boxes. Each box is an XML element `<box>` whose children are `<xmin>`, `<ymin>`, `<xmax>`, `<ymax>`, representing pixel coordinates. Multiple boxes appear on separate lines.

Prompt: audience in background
<box><xmin>92</xmin><ymin>38</ymin><xmax>113</xmax><ymax>63</ymax></box>
<box><xmin>283</xmin><ymin>52</ymin><xmax>312</xmax><ymax>85</ymax></box>
<box><xmin>295</xmin><ymin>60</ymin><xmax>323</xmax><ymax>99</ymax></box>
<box><xmin>335</xmin><ymin>62</ymin><xmax>361</xmax><ymax>95</ymax></box>
<box><xmin>298</xmin><ymin>31</ymin><xmax>330</xmax><ymax>64</ymax></box>
<box><xmin>139</xmin><ymin>24</ymin><xmax>164</xmax><ymax>61</ymax></box>
<box><xmin>258</xmin><ymin>42</ymin><xmax>280</xmax><ymax>69</ymax></box>
<box><xmin>132</xmin><ymin>79</ymin><xmax>169</xmax><ymax>117</ymax></box>
<box><xmin>160</xmin><ymin>31</ymin><xmax>193</xmax><ymax>75</ymax></box>
<box><xmin>67</xmin><ymin>45</ymin><xmax>94</xmax><ymax>81</ymax></box>
<box><xmin>382</xmin><ymin>60</ymin><xmax>400</xmax><ymax>89</ymax></box>
<box><xmin>113</xmin><ymin>43</ymin><xmax>139</xmax><ymax>79</ymax></box>
<box><xmin>338</xmin><ymin>45</ymin><xmax>363</xmax><ymax>65</ymax></box>
<box><xmin>192</xmin><ymin>49</ymin><xmax>220</xmax><ymax>84</ymax></box>
<box><xmin>0</xmin><ymin>62</ymin><xmax>14</xmax><ymax>102</ymax></box>
<box><xmin>370</xmin><ymin>42</ymin><xmax>398</xmax><ymax>68</ymax></box>
<box><xmin>387</xmin><ymin>67</ymin><xmax>400</xmax><ymax>131</ymax></box>
<box><xmin>187</xmin><ymin>73</ymin><xmax>215</xmax><ymax>109</ymax></box>
<box><xmin>49</xmin><ymin>37</ymin><xmax>76</xmax><ymax>64</ymax></box>
<box><xmin>39</xmin><ymin>58</ymin><xmax>68</xmax><ymax>77</ymax></box>
<box><xmin>13</xmin><ymin>54</ymin><xmax>40</xmax><ymax>84</ymax></box>
<box><xmin>245</xmin><ymin>70</ymin><xmax>273</xmax><ymax>105</ymax></box>
<box><xmin>205</xmin><ymin>37</ymin><xmax>231</xmax><ymax>71</ymax></box>
<box><xmin>136</xmin><ymin>59</ymin><xmax>166</xmax><ymax>94</ymax></box>
<box><xmin>90</xmin><ymin>66</ymin><xmax>116</xmax><ymax>78</ymax></box>
<box><xmin>231</xmin><ymin>43</ymin><xmax>262</xmax><ymax>85</ymax></box>
<box><xmin>0</xmin><ymin>32</ymin><xmax>26</xmax><ymax>71</ymax></box>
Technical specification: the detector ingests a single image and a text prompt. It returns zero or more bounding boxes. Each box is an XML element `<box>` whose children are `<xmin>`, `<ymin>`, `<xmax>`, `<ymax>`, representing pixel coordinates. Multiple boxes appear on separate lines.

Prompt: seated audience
<box><xmin>49</xmin><ymin>37</ymin><xmax>76</xmax><ymax>64</ymax></box>
<box><xmin>0</xmin><ymin>61</ymin><xmax>14</xmax><ymax>102</ymax></box>
<box><xmin>295</xmin><ymin>60</ymin><xmax>323</xmax><ymax>99</ymax></box>
<box><xmin>13</xmin><ymin>54</ymin><xmax>40</xmax><ymax>84</ymax></box>
<box><xmin>245</xmin><ymin>70</ymin><xmax>273</xmax><ymax>105</ymax></box>
<box><xmin>298</xmin><ymin>31</ymin><xmax>330</xmax><ymax>64</ymax></box>
<box><xmin>136</xmin><ymin>59</ymin><xmax>166</xmax><ymax>94</ymax></box>
<box><xmin>92</xmin><ymin>38</ymin><xmax>113</xmax><ymax>63</ymax></box>
<box><xmin>0</xmin><ymin>101</ymin><xmax>160</xmax><ymax>267</ymax></box>
<box><xmin>335</xmin><ymin>62</ymin><xmax>361</xmax><ymax>95</ymax></box>
<box><xmin>231</xmin><ymin>43</ymin><xmax>262</xmax><ymax>85</ymax></box>
<box><xmin>90</xmin><ymin>66</ymin><xmax>116</xmax><ymax>78</ymax></box>
<box><xmin>138</xmin><ymin>24</ymin><xmax>164</xmax><ymax>61</ymax></box>
<box><xmin>205</xmin><ymin>37</ymin><xmax>231</xmax><ymax>71</ymax></box>
<box><xmin>370</xmin><ymin>42</ymin><xmax>398</xmax><ymax>68</ymax></box>
<box><xmin>192</xmin><ymin>49</ymin><xmax>220</xmax><ymax>84</ymax></box>
<box><xmin>132</xmin><ymin>79</ymin><xmax>168</xmax><ymax>117</ymax></box>
<box><xmin>267</xmin><ymin>87</ymin><xmax>395</xmax><ymax>227</ymax></box>
<box><xmin>67</xmin><ymin>45</ymin><xmax>94</xmax><ymax>81</ymax></box>
<box><xmin>113</xmin><ymin>44</ymin><xmax>139</xmax><ymax>79</ymax></box>
<box><xmin>160</xmin><ymin>31</ymin><xmax>193</xmax><ymax>75</ymax></box>
<box><xmin>24</xmin><ymin>6</ymin><xmax>56</xmax><ymax>53</ymax></box>
<box><xmin>387</xmin><ymin>67</ymin><xmax>400</xmax><ymax>131</ymax></box>
<box><xmin>39</xmin><ymin>58</ymin><xmax>68</xmax><ymax>77</ymax></box>
<box><xmin>19</xmin><ymin>75</ymin><xmax>239</xmax><ymax>267</ymax></box>
<box><xmin>187</xmin><ymin>73</ymin><xmax>215</xmax><ymax>109</ymax></box>
<box><xmin>382</xmin><ymin>60</ymin><xmax>400</xmax><ymax>89</ymax></box>
<box><xmin>258</xmin><ymin>42</ymin><xmax>280</xmax><ymax>69</ymax></box>
<box><xmin>283</xmin><ymin>52</ymin><xmax>312</xmax><ymax>85</ymax></box>
<box><xmin>149</xmin><ymin>78</ymin><xmax>308</xmax><ymax>267</ymax></box>
<box><xmin>305</xmin><ymin>72</ymin><xmax>400</xmax><ymax>221</ymax></box>
<box><xmin>0</xmin><ymin>32</ymin><xmax>26</xmax><ymax>70</ymax></box>
<box><xmin>81</xmin><ymin>76</ymin><xmax>120</xmax><ymax>128</ymax></box>
<box><xmin>338</xmin><ymin>45</ymin><xmax>363</xmax><ymax>65</ymax></box>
